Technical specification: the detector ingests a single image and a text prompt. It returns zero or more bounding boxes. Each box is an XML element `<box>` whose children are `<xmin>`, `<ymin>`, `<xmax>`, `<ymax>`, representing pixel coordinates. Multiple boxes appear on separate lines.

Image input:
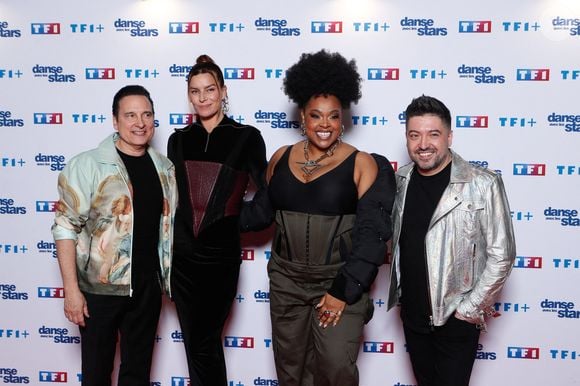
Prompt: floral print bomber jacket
<box><xmin>51</xmin><ymin>133</ymin><xmax>177</xmax><ymax>296</ymax></box>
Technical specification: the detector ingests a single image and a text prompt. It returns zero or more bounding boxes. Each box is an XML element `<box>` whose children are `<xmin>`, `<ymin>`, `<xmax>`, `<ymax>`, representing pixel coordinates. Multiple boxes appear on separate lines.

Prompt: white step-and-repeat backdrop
<box><xmin>1</xmin><ymin>0</ymin><xmax>579</xmax><ymax>385</ymax></box>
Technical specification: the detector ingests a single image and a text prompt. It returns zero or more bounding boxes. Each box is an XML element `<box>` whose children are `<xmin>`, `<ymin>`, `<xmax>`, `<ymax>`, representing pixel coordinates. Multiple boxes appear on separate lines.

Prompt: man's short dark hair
<box><xmin>405</xmin><ymin>95</ymin><xmax>451</xmax><ymax>130</ymax></box>
<box><xmin>112</xmin><ymin>85</ymin><xmax>154</xmax><ymax>117</ymax></box>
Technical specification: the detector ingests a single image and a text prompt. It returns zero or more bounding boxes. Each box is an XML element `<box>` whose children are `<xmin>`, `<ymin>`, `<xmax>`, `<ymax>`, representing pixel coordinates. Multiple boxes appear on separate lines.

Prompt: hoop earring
<box><xmin>222</xmin><ymin>96</ymin><xmax>229</xmax><ymax>114</ymax></box>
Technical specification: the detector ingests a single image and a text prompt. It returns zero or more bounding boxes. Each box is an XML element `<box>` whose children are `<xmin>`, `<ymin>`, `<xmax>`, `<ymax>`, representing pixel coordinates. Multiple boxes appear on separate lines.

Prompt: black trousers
<box><xmin>403</xmin><ymin>316</ymin><xmax>481</xmax><ymax>386</ymax></box>
<box><xmin>79</xmin><ymin>274</ymin><xmax>162</xmax><ymax>386</ymax></box>
<box><xmin>172</xmin><ymin>257</ymin><xmax>241</xmax><ymax>386</ymax></box>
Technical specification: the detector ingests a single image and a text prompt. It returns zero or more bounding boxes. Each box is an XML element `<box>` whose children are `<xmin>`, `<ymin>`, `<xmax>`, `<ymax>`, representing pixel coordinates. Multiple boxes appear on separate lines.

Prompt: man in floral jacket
<box><xmin>52</xmin><ymin>85</ymin><xmax>177</xmax><ymax>386</ymax></box>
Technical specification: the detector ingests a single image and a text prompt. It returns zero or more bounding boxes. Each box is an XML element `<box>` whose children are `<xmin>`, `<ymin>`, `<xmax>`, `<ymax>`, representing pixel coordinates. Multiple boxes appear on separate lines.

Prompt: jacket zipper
<box><xmin>204</xmin><ymin>131</ymin><xmax>211</xmax><ymax>152</ymax></box>
<box><xmin>424</xmin><ymin>242</ymin><xmax>435</xmax><ymax>331</ymax></box>
<box><xmin>117</xmin><ymin>163</ymin><xmax>134</xmax><ymax>297</ymax></box>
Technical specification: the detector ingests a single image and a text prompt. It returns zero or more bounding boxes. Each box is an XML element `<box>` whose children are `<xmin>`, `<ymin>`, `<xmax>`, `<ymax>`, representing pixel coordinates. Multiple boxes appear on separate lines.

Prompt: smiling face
<box><xmin>188</xmin><ymin>72</ymin><xmax>227</xmax><ymax>123</ymax></box>
<box><xmin>301</xmin><ymin>94</ymin><xmax>343</xmax><ymax>153</ymax></box>
<box><xmin>406</xmin><ymin>114</ymin><xmax>453</xmax><ymax>176</ymax></box>
<box><xmin>113</xmin><ymin>95</ymin><xmax>155</xmax><ymax>156</ymax></box>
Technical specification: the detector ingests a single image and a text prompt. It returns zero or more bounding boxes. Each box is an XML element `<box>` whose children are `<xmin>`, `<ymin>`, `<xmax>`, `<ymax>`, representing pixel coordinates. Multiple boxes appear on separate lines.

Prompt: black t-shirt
<box><xmin>117</xmin><ymin>149</ymin><xmax>163</xmax><ymax>285</ymax></box>
<box><xmin>399</xmin><ymin>162</ymin><xmax>451</xmax><ymax>331</ymax></box>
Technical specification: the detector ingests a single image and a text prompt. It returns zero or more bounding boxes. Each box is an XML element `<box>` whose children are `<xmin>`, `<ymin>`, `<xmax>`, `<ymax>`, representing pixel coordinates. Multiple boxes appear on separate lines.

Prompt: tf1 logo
<box><xmin>516</xmin><ymin>69</ymin><xmax>549</xmax><ymax>81</ymax></box>
<box><xmin>38</xmin><ymin>287</ymin><xmax>64</xmax><ymax>298</ymax></box>
<box><xmin>224</xmin><ymin>336</ymin><xmax>254</xmax><ymax>348</ymax></box>
<box><xmin>85</xmin><ymin>68</ymin><xmax>115</xmax><ymax>80</ymax></box>
<box><xmin>363</xmin><ymin>341</ymin><xmax>394</xmax><ymax>353</ymax></box>
<box><xmin>367</xmin><ymin>68</ymin><xmax>399</xmax><ymax>80</ymax></box>
<box><xmin>507</xmin><ymin>346</ymin><xmax>540</xmax><ymax>359</ymax></box>
<box><xmin>169</xmin><ymin>22</ymin><xmax>199</xmax><ymax>34</ymax></box>
<box><xmin>455</xmin><ymin>116</ymin><xmax>488</xmax><ymax>128</ymax></box>
<box><xmin>34</xmin><ymin>113</ymin><xmax>63</xmax><ymax>125</ymax></box>
<box><xmin>31</xmin><ymin>23</ymin><xmax>60</xmax><ymax>34</ymax></box>
<box><xmin>224</xmin><ymin>68</ymin><xmax>254</xmax><ymax>80</ymax></box>
<box><xmin>36</xmin><ymin>201</ymin><xmax>59</xmax><ymax>212</ymax></box>
<box><xmin>513</xmin><ymin>163</ymin><xmax>546</xmax><ymax>176</ymax></box>
<box><xmin>311</xmin><ymin>21</ymin><xmax>343</xmax><ymax>33</ymax></box>
<box><xmin>39</xmin><ymin>371</ymin><xmax>67</xmax><ymax>382</ymax></box>
<box><xmin>459</xmin><ymin>21</ymin><xmax>492</xmax><ymax>33</ymax></box>
<box><xmin>513</xmin><ymin>256</ymin><xmax>542</xmax><ymax>268</ymax></box>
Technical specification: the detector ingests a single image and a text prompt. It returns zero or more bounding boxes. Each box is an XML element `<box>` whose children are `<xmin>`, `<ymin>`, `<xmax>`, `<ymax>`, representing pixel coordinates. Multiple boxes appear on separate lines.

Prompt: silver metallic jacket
<box><xmin>387</xmin><ymin>151</ymin><xmax>516</xmax><ymax>329</ymax></box>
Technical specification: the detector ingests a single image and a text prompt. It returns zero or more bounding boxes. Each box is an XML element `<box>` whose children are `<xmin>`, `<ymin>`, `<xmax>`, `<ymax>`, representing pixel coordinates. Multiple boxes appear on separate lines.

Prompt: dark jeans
<box><xmin>403</xmin><ymin>316</ymin><xmax>481</xmax><ymax>386</ymax></box>
<box><xmin>172</xmin><ymin>257</ymin><xmax>241</xmax><ymax>386</ymax></box>
<box><xmin>80</xmin><ymin>275</ymin><xmax>162</xmax><ymax>386</ymax></box>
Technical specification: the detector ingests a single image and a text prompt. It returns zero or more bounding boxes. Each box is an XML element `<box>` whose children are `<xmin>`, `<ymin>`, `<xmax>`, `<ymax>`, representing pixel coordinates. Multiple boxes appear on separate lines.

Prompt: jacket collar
<box><xmin>95</xmin><ymin>133</ymin><xmax>122</xmax><ymax>164</ymax></box>
<box><xmin>95</xmin><ymin>132</ymin><xmax>159</xmax><ymax>166</ymax></box>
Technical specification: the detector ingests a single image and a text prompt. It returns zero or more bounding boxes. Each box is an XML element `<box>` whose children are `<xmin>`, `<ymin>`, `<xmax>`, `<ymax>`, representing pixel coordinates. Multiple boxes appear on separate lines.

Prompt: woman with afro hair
<box><xmin>266</xmin><ymin>50</ymin><xmax>396</xmax><ymax>385</ymax></box>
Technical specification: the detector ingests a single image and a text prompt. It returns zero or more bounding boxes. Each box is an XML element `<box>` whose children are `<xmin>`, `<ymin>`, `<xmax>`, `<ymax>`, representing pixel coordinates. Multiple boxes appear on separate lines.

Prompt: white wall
<box><xmin>1</xmin><ymin>0</ymin><xmax>579</xmax><ymax>385</ymax></box>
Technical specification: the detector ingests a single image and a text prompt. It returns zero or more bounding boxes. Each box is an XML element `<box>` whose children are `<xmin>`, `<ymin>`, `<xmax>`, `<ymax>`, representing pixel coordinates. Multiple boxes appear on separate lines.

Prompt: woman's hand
<box><xmin>315</xmin><ymin>293</ymin><xmax>346</xmax><ymax>328</ymax></box>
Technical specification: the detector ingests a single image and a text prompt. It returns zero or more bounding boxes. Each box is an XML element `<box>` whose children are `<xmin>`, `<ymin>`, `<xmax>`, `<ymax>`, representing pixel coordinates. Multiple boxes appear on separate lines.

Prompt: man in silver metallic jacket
<box><xmin>387</xmin><ymin>95</ymin><xmax>516</xmax><ymax>386</ymax></box>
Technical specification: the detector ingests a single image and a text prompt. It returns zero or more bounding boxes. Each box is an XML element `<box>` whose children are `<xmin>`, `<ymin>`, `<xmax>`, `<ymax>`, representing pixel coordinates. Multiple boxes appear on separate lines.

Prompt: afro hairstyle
<box><xmin>283</xmin><ymin>50</ymin><xmax>362</xmax><ymax>109</ymax></box>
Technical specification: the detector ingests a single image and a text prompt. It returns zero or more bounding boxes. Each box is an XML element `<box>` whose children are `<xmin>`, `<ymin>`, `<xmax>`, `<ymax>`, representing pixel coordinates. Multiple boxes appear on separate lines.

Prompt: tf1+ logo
<box><xmin>224</xmin><ymin>68</ymin><xmax>254</xmax><ymax>80</ymax></box>
<box><xmin>0</xmin><ymin>68</ymin><xmax>23</xmax><ymax>78</ymax></box>
<box><xmin>459</xmin><ymin>21</ymin><xmax>491</xmax><ymax>33</ymax></box>
<box><xmin>124</xmin><ymin>68</ymin><xmax>159</xmax><ymax>79</ymax></box>
<box><xmin>502</xmin><ymin>21</ymin><xmax>540</xmax><ymax>32</ymax></box>
<box><xmin>39</xmin><ymin>371</ymin><xmax>67</xmax><ymax>382</ymax></box>
<box><xmin>224</xmin><ymin>336</ymin><xmax>254</xmax><ymax>348</ymax></box>
<box><xmin>516</xmin><ymin>69</ymin><xmax>549</xmax><ymax>81</ymax></box>
<box><xmin>494</xmin><ymin>302</ymin><xmax>530</xmax><ymax>313</ymax></box>
<box><xmin>31</xmin><ymin>23</ymin><xmax>60</xmax><ymax>34</ymax></box>
<box><xmin>70</xmin><ymin>23</ymin><xmax>104</xmax><ymax>33</ymax></box>
<box><xmin>363</xmin><ymin>341</ymin><xmax>394</xmax><ymax>353</ymax></box>
<box><xmin>556</xmin><ymin>165</ymin><xmax>580</xmax><ymax>175</ymax></box>
<box><xmin>0</xmin><ymin>329</ymin><xmax>29</xmax><ymax>338</ymax></box>
<box><xmin>72</xmin><ymin>113</ymin><xmax>106</xmax><ymax>124</ymax></box>
<box><xmin>507</xmin><ymin>346</ymin><xmax>540</xmax><ymax>359</ymax></box>
<box><xmin>352</xmin><ymin>22</ymin><xmax>390</xmax><ymax>32</ymax></box>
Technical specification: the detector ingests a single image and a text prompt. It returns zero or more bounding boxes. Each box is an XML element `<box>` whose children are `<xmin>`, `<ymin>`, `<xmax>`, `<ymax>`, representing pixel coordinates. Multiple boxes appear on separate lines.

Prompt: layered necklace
<box><xmin>297</xmin><ymin>139</ymin><xmax>340</xmax><ymax>180</ymax></box>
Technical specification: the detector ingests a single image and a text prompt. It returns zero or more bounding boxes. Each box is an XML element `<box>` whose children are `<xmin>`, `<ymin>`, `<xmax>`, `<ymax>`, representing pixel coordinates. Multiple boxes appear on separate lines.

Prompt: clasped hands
<box><xmin>315</xmin><ymin>293</ymin><xmax>346</xmax><ymax>328</ymax></box>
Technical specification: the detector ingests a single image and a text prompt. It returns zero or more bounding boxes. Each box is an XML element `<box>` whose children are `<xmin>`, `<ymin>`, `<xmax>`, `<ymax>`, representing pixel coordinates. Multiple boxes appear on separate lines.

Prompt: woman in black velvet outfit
<box><xmin>167</xmin><ymin>54</ymin><xmax>269</xmax><ymax>386</ymax></box>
